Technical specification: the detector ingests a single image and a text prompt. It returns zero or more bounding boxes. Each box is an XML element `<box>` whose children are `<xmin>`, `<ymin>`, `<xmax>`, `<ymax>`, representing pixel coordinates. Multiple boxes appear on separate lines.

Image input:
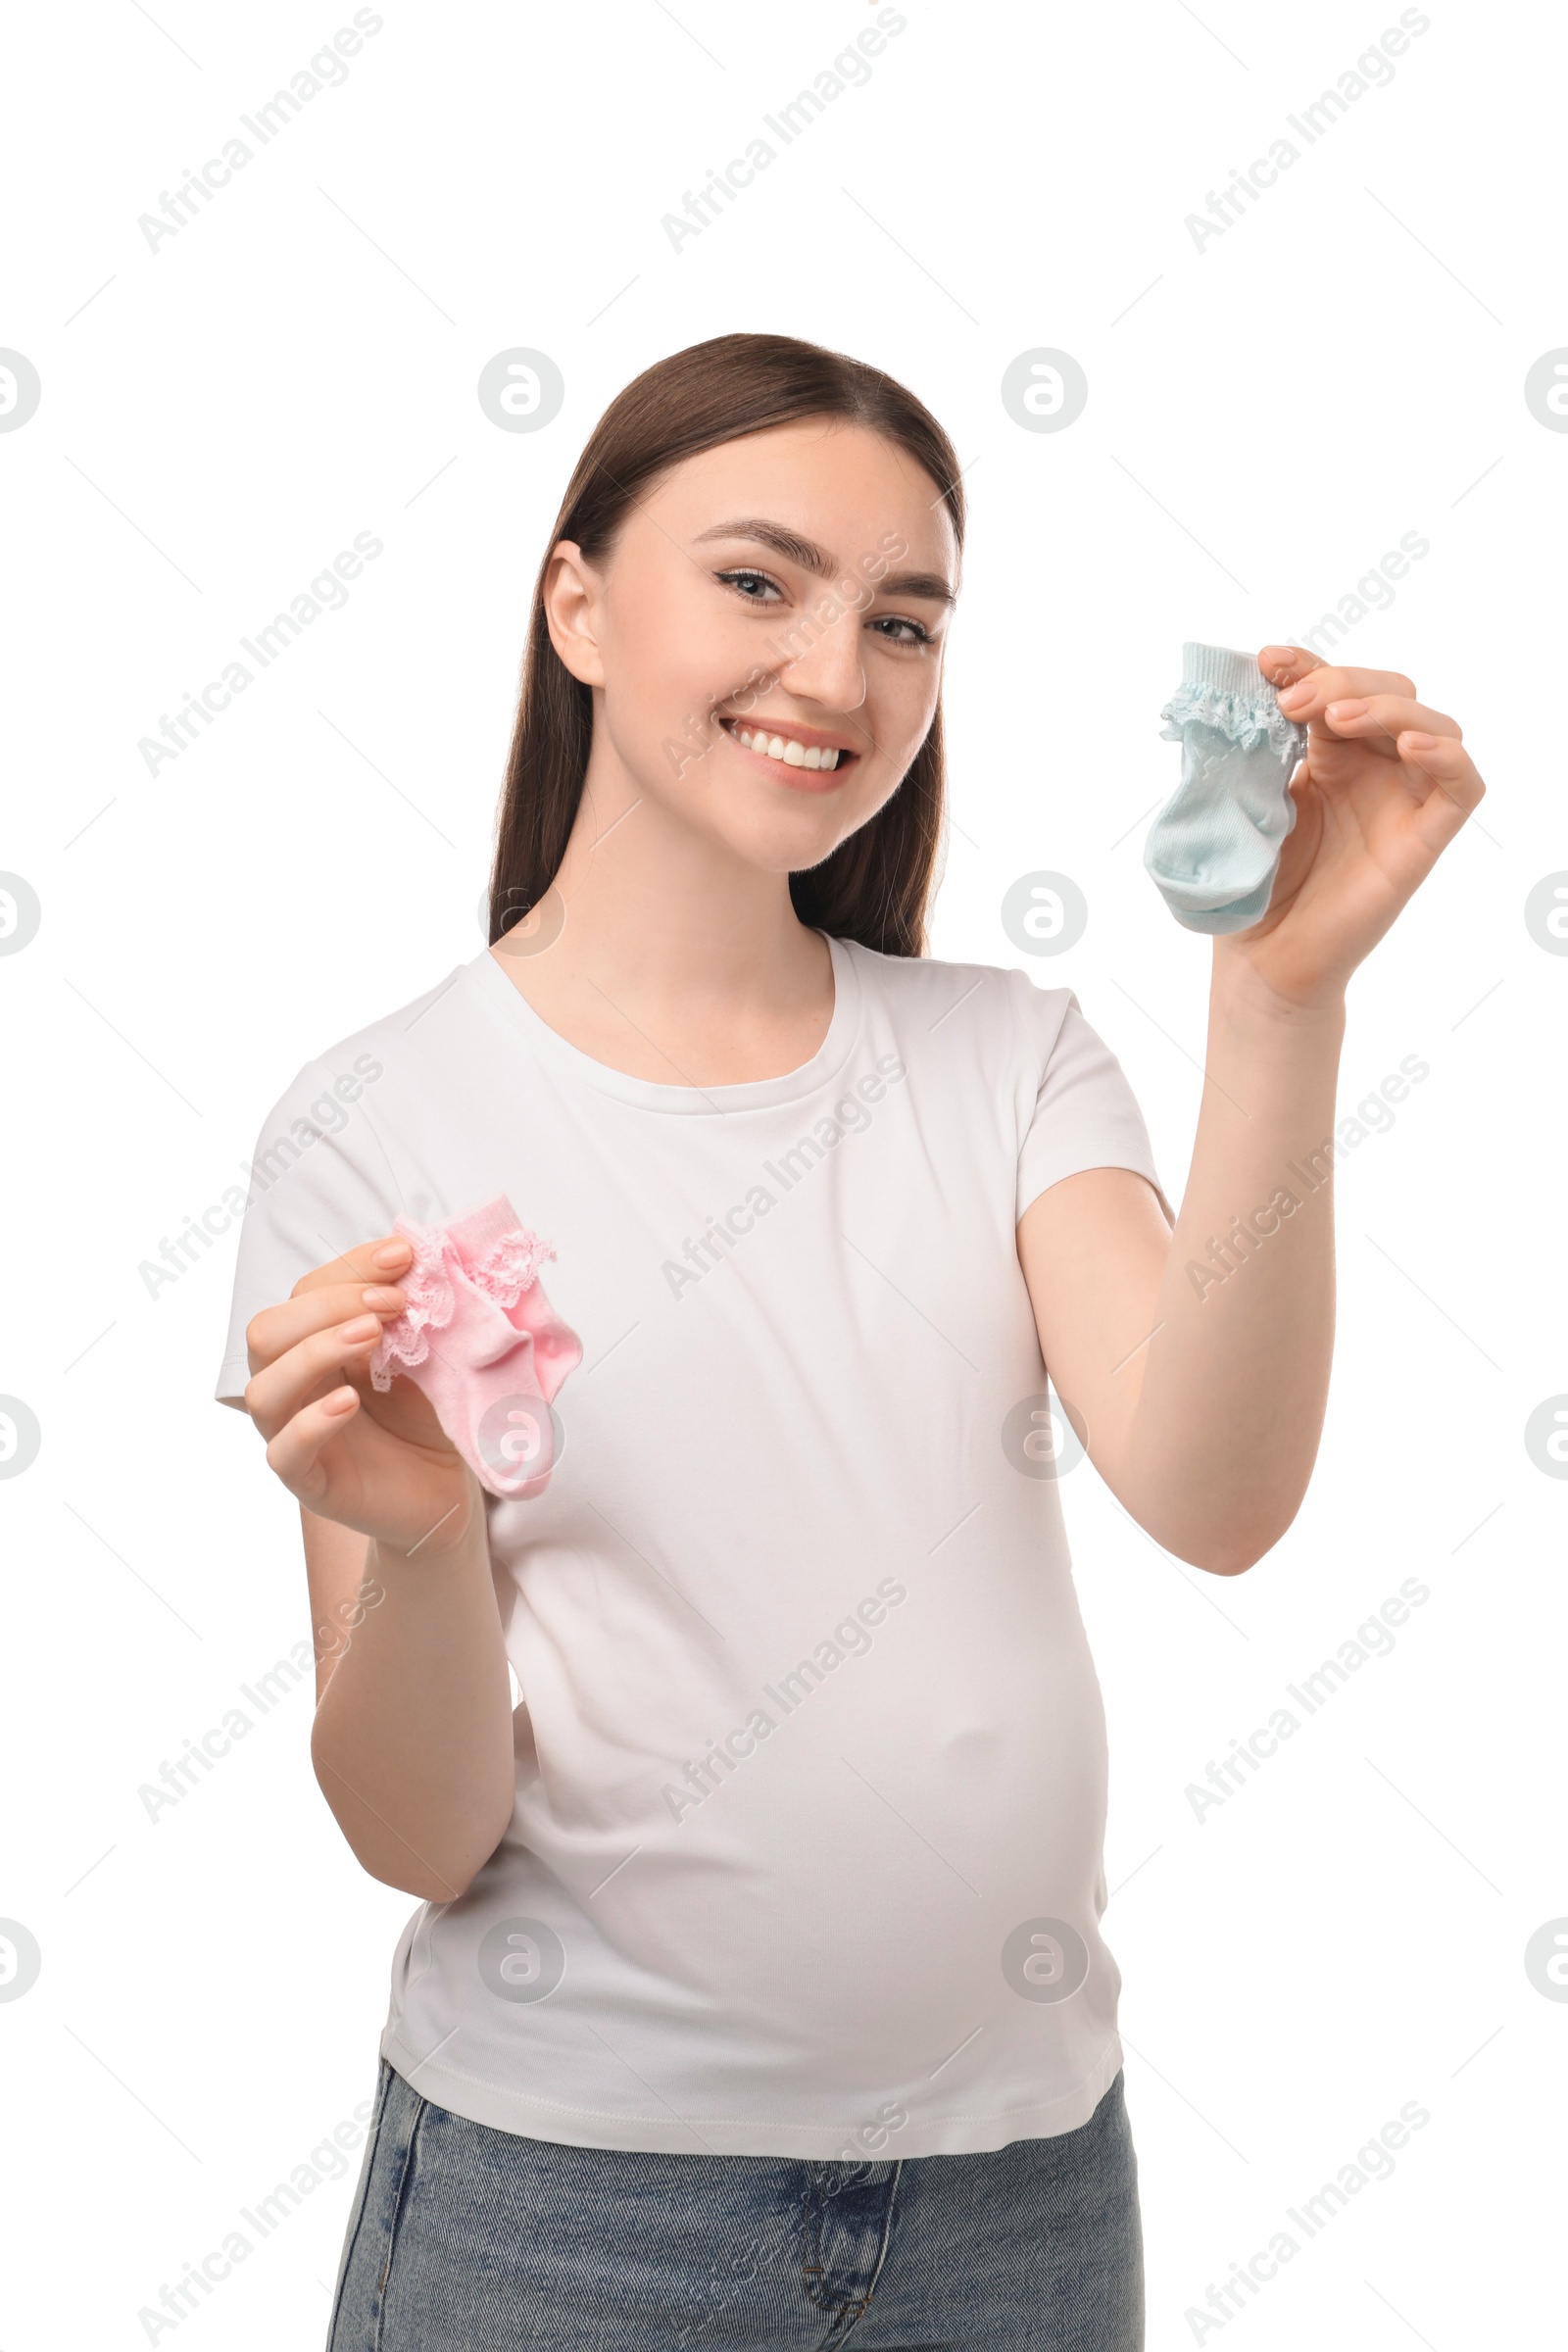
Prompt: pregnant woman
<box><xmin>219</xmin><ymin>332</ymin><xmax>1484</xmax><ymax>2349</ymax></box>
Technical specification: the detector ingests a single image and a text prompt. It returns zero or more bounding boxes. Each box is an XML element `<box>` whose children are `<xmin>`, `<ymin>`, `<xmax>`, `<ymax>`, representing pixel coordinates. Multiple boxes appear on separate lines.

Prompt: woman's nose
<box><xmin>776</xmin><ymin>604</ymin><xmax>867</xmax><ymax>721</ymax></box>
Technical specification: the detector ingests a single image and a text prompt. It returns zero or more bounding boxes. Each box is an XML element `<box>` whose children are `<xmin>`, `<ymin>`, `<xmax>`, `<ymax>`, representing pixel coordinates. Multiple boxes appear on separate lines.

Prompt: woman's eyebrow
<box><xmin>691</xmin><ymin>516</ymin><xmax>956</xmax><ymax>606</ymax></box>
<box><xmin>879</xmin><ymin>567</ymin><xmax>957</xmax><ymax>608</ymax></box>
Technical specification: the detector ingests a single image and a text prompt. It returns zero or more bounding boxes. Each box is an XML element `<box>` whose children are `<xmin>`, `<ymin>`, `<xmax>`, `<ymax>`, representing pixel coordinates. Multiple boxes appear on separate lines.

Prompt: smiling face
<box><xmin>543</xmin><ymin>416</ymin><xmax>960</xmax><ymax>879</ymax></box>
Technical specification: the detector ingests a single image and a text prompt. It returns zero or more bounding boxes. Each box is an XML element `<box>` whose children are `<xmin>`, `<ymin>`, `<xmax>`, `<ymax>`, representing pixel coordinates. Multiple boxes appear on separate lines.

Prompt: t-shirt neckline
<box><xmin>463</xmin><ymin>929</ymin><xmax>865</xmax><ymax>1116</ymax></box>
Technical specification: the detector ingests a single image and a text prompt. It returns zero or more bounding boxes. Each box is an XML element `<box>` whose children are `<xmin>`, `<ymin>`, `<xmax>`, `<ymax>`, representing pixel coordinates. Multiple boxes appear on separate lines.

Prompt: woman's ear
<box><xmin>542</xmin><ymin>540</ymin><xmax>606</xmax><ymax>687</ymax></box>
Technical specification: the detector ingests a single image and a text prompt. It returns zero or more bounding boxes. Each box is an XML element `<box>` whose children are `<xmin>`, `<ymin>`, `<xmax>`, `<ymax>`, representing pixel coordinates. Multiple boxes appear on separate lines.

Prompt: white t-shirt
<box><xmin>217</xmin><ymin>934</ymin><xmax>1164</xmax><ymax>2158</ymax></box>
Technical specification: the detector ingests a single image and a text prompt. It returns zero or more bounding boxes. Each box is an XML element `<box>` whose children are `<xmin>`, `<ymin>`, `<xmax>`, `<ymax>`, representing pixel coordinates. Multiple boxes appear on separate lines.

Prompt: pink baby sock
<box><xmin>368</xmin><ymin>1197</ymin><xmax>581</xmax><ymax>1499</ymax></box>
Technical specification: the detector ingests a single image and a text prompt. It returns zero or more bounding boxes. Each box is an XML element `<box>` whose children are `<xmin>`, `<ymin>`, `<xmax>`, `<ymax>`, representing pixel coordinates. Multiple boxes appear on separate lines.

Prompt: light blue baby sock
<box><xmin>1145</xmin><ymin>643</ymin><xmax>1307</xmax><ymax>934</ymax></box>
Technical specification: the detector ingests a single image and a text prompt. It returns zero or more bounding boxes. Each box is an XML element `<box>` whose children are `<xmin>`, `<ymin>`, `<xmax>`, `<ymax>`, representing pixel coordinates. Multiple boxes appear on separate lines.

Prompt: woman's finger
<box><xmin>244</xmin><ymin>1315</ymin><xmax>389</xmax><ymax>1439</ymax></box>
<box><xmin>1258</xmin><ymin>648</ymin><xmax>1418</xmax><ymax>710</ymax></box>
<box><xmin>246</xmin><ymin>1279</ymin><xmax>405</xmax><ymax>1378</ymax></box>
<box><xmin>290</xmin><ymin>1233</ymin><xmax>413</xmax><ymax>1298</ymax></box>
<box><xmin>1257</xmin><ymin>643</ymin><xmax>1323</xmax><ymax>691</ymax></box>
<box><xmin>1316</xmin><ymin>694</ymin><xmax>1462</xmax><ymax>746</ymax></box>
<box><xmin>1394</xmin><ymin>729</ymin><xmax>1487</xmax><ymax>849</ymax></box>
<box><xmin>263</xmin><ymin>1386</ymin><xmax>362</xmax><ymax>1506</ymax></box>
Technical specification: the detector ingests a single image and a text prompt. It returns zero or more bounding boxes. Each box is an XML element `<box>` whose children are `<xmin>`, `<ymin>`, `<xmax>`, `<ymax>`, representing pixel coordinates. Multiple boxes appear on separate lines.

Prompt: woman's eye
<box><xmin>872</xmin><ymin>614</ymin><xmax>931</xmax><ymax>647</ymax></box>
<box><xmin>717</xmin><ymin>569</ymin><xmax>783</xmax><ymax>604</ymax></box>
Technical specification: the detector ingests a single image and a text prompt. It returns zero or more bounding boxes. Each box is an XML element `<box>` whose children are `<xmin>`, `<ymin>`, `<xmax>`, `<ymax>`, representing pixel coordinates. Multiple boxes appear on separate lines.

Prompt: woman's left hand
<box><xmin>1227</xmin><ymin>646</ymin><xmax>1487</xmax><ymax>1011</ymax></box>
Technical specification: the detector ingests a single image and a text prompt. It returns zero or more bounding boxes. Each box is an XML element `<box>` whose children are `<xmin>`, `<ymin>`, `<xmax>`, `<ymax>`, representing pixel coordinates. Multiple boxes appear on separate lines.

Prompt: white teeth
<box><xmin>727</xmin><ymin>720</ymin><xmax>840</xmax><ymax>771</ymax></box>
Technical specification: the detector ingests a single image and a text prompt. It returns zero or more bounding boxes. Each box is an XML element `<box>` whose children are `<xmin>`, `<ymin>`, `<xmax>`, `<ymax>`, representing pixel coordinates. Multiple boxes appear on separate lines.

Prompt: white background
<box><xmin>2</xmin><ymin>1</ymin><xmax>1564</xmax><ymax>2344</ymax></box>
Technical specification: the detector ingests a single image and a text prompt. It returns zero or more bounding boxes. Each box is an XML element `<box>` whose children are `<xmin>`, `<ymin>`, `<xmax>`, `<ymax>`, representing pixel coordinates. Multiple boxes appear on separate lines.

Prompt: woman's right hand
<box><xmin>242</xmin><ymin>1234</ymin><xmax>478</xmax><ymax>1557</ymax></box>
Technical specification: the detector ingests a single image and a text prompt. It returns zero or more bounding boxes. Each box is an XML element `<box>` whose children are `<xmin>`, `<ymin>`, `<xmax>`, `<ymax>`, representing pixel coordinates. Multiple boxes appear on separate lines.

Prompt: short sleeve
<box><xmin>1013</xmin><ymin>981</ymin><xmax>1171</xmax><ymax>1227</ymax></box>
<box><xmin>214</xmin><ymin>1056</ymin><xmax>405</xmax><ymax>1406</ymax></box>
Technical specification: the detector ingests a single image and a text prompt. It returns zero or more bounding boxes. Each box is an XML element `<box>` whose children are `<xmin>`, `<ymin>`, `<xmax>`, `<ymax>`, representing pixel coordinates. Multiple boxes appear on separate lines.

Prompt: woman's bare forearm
<box><xmin>1025</xmin><ymin>652</ymin><xmax>1483</xmax><ymax>1575</ymax></box>
<box><xmin>1117</xmin><ymin>958</ymin><xmax>1346</xmax><ymax>1569</ymax></box>
<box><xmin>310</xmin><ymin>1507</ymin><xmax>516</xmax><ymax>1900</ymax></box>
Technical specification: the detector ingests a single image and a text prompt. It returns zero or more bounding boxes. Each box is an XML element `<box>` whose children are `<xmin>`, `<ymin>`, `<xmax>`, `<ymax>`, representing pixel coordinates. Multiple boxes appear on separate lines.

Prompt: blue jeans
<box><xmin>327</xmin><ymin>2057</ymin><xmax>1143</xmax><ymax>2349</ymax></box>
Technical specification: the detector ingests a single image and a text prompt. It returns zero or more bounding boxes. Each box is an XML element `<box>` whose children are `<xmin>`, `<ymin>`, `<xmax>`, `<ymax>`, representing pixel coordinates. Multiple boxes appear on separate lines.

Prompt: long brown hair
<box><xmin>487</xmin><ymin>333</ymin><xmax>964</xmax><ymax>959</ymax></box>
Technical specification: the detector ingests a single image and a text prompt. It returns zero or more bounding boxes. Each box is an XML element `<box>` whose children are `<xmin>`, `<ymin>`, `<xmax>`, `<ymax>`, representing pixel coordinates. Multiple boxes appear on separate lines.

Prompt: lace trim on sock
<box><xmin>368</xmin><ymin>1220</ymin><xmax>559</xmax><ymax>1392</ymax></box>
<box><xmin>368</xmin><ymin>1224</ymin><xmax>456</xmax><ymax>1392</ymax></box>
<box><xmin>467</xmin><ymin>1228</ymin><xmax>557</xmax><ymax>1308</ymax></box>
<box><xmin>1158</xmin><ymin>679</ymin><xmax>1305</xmax><ymax>760</ymax></box>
